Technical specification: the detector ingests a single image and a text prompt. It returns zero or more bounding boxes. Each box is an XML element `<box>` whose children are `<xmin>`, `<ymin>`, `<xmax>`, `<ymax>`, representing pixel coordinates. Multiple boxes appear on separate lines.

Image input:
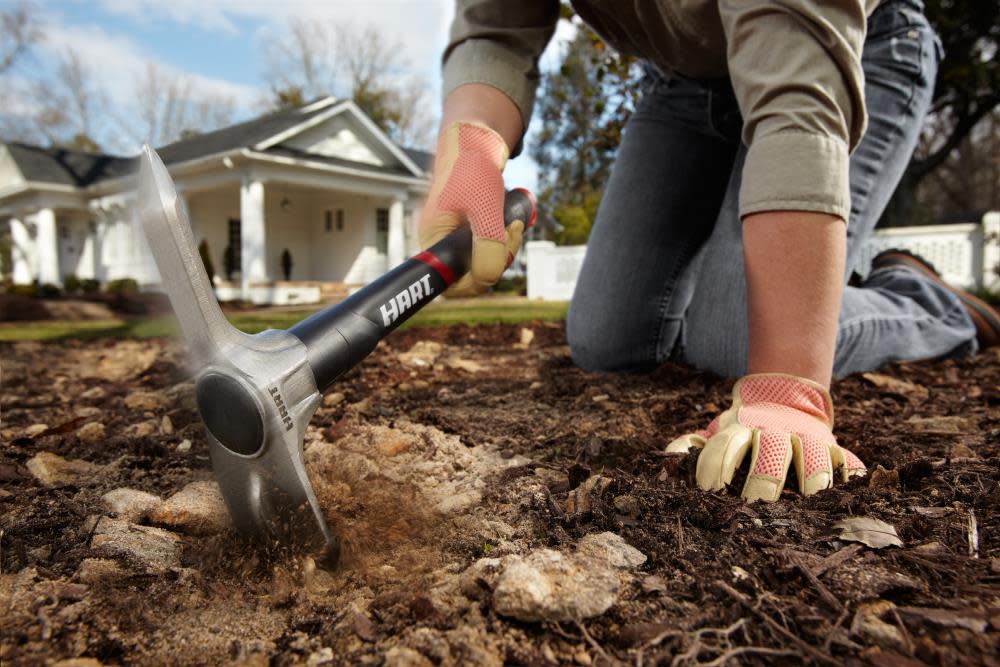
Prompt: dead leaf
<box><xmin>868</xmin><ymin>465</ymin><xmax>899</xmax><ymax>490</ymax></box>
<box><xmin>862</xmin><ymin>373</ymin><xmax>929</xmax><ymax>400</ymax></box>
<box><xmin>906</xmin><ymin>415</ymin><xmax>972</xmax><ymax>434</ymax></box>
<box><xmin>833</xmin><ymin>517</ymin><xmax>903</xmax><ymax>549</ymax></box>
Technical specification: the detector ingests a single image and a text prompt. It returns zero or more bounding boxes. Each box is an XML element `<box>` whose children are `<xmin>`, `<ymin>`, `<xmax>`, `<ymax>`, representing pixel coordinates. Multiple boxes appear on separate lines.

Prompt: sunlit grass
<box><xmin>0</xmin><ymin>299</ymin><xmax>568</xmax><ymax>341</ymax></box>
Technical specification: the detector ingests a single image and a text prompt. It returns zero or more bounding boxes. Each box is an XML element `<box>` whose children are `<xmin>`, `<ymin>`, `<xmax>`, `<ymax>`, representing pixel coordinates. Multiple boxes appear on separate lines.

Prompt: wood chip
<box><xmin>897</xmin><ymin>606</ymin><xmax>988</xmax><ymax>633</ymax></box>
<box><xmin>861</xmin><ymin>373</ymin><xmax>929</xmax><ymax>400</ymax></box>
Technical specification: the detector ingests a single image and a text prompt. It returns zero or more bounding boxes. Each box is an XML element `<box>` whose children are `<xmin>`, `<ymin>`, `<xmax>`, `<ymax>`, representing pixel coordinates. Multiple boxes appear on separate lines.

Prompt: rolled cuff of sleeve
<box><xmin>442</xmin><ymin>39</ymin><xmax>538</xmax><ymax>135</ymax></box>
<box><xmin>739</xmin><ymin>131</ymin><xmax>852</xmax><ymax>222</ymax></box>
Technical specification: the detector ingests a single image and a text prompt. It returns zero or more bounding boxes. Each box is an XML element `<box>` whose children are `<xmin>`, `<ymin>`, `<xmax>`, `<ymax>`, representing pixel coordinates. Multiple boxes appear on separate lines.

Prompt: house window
<box><xmin>228</xmin><ymin>219</ymin><xmax>241</xmax><ymax>267</ymax></box>
<box><xmin>324</xmin><ymin>209</ymin><xmax>345</xmax><ymax>232</ymax></box>
<box><xmin>375</xmin><ymin>208</ymin><xmax>389</xmax><ymax>254</ymax></box>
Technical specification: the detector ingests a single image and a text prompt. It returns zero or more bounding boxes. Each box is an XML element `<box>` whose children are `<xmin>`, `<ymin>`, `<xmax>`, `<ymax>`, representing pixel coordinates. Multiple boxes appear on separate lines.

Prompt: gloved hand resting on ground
<box><xmin>666</xmin><ymin>373</ymin><xmax>867</xmax><ymax>501</ymax></box>
<box><xmin>418</xmin><ymin>121</ymin><xmax>525</xmax><ymax>297</ymax></box>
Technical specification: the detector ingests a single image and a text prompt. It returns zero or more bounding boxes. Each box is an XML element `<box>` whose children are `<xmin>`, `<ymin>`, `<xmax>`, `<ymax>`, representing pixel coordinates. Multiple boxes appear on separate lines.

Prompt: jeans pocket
<box><xmin>866</xmin><ymin>24</ymin><xmax>925</xmax><ymax>77</ymax></box>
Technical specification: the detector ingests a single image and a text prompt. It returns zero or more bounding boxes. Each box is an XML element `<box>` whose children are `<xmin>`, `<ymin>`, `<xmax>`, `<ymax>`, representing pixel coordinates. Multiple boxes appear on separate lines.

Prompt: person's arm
<box><xmin>665</xmin><ymin>2</ymin><xmax>869</xmax><ymax>501</ymax></box>
<box><xmin>418</xmin><ymin>1</ymin><xmax>558</xmax><ymax>295</ymax></box>
<box><xmin>744</xmin><ymin>212</ymin><xmax>846</xmax><ymax>387</ymax></box>
<box><xmin>440</xmin><ymin>83</ymin><xmax>523</xmax><ymax>154</ymax></box>
<box><xmin>721</xmin><ymin>0</ymin><xmax>868</xmax><ymax>386</ymax></box>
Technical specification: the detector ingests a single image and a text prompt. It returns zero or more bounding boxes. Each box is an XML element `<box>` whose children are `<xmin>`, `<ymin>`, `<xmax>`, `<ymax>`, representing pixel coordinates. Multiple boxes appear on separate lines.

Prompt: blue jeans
<box><xmin>567</xmin><ymin>0</ymin><xmax>977</xmax><ymax>378</ymax></box>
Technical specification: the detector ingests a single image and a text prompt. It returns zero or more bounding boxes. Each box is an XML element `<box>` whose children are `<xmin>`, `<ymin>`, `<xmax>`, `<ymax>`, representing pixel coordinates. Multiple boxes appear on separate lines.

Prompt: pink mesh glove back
<box><xmin>418</xmin><ymin>121</ymin><xmax>525</xmax><ymax>296</ymax></box>
<box><xmin>666</xmin><ymin>373</ymin><xmax>867</xmax><ymax>501</ymax></box>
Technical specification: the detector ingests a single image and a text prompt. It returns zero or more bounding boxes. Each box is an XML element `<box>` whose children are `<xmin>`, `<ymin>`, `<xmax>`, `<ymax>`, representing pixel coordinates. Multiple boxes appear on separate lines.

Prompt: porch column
<box><xmin>36</xmin><ymin>208</ymin><xmax>60</xmax><ymax>286</ymax></box>
<box><xmin>9</xmin><ymin>217</ymin><xmax>33</xmax><ymax>284</ymax></box>
<box><xmin>387</xmin><ymin>198</ymin><xmax>406</xmax><ymax>268</ymax></box>
<box><xmin>240</xmin><ymin>176</ymin><xmax>267</xmax><ymax>298</ymax></box>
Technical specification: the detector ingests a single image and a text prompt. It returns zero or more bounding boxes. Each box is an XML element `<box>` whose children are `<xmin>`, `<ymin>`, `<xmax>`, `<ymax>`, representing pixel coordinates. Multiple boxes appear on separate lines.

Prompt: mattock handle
<box><xmin>290</xmin><ymin>188</ymin><xmax>536</xmax><ymax>392</ymax></box>
<box><xmin>137</xmin><ymin>146</ymin><xmax>246</xmax><ymax>366</ymax></box>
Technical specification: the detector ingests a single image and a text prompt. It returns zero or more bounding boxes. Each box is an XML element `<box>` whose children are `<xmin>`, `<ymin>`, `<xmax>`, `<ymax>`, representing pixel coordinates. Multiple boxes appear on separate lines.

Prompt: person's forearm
<box><xmin>743</xmin><ymin>211</ymin><xmax>846</xmax><ymax>388</ymax></box>
<box><xmin>441</xmin><ymin>83</ymin><xmax>524</xmax><ymax>154</ymax></box>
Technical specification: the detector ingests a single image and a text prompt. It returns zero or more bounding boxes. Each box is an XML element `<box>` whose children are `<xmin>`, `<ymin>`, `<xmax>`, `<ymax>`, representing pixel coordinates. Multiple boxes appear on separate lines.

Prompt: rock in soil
<box><xmin>576</xmin><ymin>532</ymin><xmax>647</xmax><ymax>568</ymax></box>
<box><xmin>101</xmin><ymin>487</ymin><xmax>163</xmax><ymax>522</ymax></box>
<box><xmin>492</xmin><ymin>548</ymin><xmax>622</xmax><ymax>621</ymax></box>
<box><xmin>76</xmin><ymin>421</ymin><xmax>106</xmax><ymax>444</ymax></box>
<box><xmin>149</xmin><ymin>480</ymin><xmax>231</xmax><ymax>535</ymax></box>
<box><xmin>90</xmin><ymin>517</ymin><xmax>181</xmax><ymax>573</ymax></box>
<box><xmin>398</xmin><ymin>340</ymin><xmax>443</xmax><ymax>368</ymax></box>
<box><xmin>565</xmin><ymin>474</ymin><xmax>613</xmax><ymax>515</ymax></box>
<box><xmin>384</xmin><ymin>646</ymin><xmax>434</xmax><ymax>667</ymax></box>
<box><xmin>124</xmin><ymin>391</ymin><xmax>162</xmax><ymax>411</ymax></box>
<box><xmin>488</xmin><ymin>532</ymin><xmax>645</xmax><ymax>622</ymax></box>
<box><xmin>26</xmin><ymin>452</ymin><xmax>101</xmax><ymax>487</ymax></box>
<box><xmin>74</xmin><ymin>558</ymin><xmax>126</xmax><ymax>585</ymax></box>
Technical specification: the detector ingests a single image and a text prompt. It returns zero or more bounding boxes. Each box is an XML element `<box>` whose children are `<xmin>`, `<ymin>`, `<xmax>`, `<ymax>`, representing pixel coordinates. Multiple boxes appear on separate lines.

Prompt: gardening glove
<box><xmin>665</xmin><ymin>373</ymin><xmax>867</xmax><ymax>502</ymax></box>
<box><xmin>418</xmin><ymin>121</ymin><xmax>525</xmax><ymax>296</ymax></box>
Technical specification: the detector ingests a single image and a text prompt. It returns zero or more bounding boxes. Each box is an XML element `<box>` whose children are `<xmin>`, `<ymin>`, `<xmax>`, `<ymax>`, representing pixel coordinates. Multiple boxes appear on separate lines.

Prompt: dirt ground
<box><xmin>2</xmin><ymin>323</ymin><xmax>999</xmax><ymax>666</ymax></box>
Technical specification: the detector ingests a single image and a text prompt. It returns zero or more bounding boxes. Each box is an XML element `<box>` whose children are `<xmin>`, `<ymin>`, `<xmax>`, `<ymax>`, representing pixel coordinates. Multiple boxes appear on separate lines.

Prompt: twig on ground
<box><xmin>890</xmin><ymin>606</ymin><xmax>915</xmax><ymax>656</ymax></box>
<box><xmin>810</xmin><ymin>544</ymin><xmax>862</xmax><ymax>578</ymax></box>
<box><xmin>823</xmin><ymin>606</ymin><xmax>851</xmax><ymax>654</ymax></box>
<box><xmin>715</xmin><ymin>580</ymin><xmax>840</xmax><ymax>666</ymax></box>
<box><xmin>676</xmin><ymin>515</ymin><xmax>685</xmax><ymax>552</ymax></box>
<box><xmin>968</xmin><ymin>509</ymin><xmax>979</xmax><ymax>558</ymax></box>
<box><xmin>669</xmin><ymin>619</ymin><xmax>745</xmax><ymax>667</ymax></box>
<box><xmin>787</xmin><ymin>552</ymin><xmax>845</xmax><ymax>613</ymax></box>
<box><xmin>575</xmin><ymin>620</ymin><xmax>619</xmax><ymax>666</ymax></box>
<box><xmin>698</xmin><ymin>646</ymin><xmax>800</xmax><ymax>666</ymax></box>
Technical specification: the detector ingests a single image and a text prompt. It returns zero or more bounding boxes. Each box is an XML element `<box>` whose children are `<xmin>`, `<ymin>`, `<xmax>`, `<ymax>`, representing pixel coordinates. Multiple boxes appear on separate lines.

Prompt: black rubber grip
<box><xmin>289</xmin><ymin>189</ymin><xmax>535</xmax><ymax>392</ymax></box>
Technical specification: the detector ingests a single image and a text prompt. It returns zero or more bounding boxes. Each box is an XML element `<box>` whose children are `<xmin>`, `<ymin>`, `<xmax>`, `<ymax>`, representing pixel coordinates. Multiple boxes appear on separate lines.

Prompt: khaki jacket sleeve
<box><xmin>719</xmin><ymin>0</ymin><xmax>868</xmax><ymax>222</ymax></box>
<box><xmin>443</xmin><ymin>1</ymin><xmax>560</xmax><ymax>133</ymax></box>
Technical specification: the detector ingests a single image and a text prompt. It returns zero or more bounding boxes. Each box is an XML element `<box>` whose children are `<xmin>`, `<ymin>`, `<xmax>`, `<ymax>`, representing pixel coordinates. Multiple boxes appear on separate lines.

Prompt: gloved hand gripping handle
<box><xmin>290</xmin><ymin>189</ymin><xmax>535</xmax><ymax>392</ymax></box>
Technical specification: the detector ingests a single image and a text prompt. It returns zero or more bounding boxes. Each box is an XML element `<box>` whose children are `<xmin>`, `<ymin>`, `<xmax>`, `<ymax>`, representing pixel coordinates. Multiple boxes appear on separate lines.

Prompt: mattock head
<box><xmin>137</xmin><ymin>146</ymin><xmax>339</xmax><ymax>567</ymax></box>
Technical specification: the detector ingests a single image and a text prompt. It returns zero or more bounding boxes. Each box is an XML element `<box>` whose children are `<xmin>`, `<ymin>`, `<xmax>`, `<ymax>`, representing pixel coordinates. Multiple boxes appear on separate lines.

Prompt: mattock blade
<box><xmin>137</xmin><ymin>145</ymin><xmax>245</xmax><ymax>366</ymax></box>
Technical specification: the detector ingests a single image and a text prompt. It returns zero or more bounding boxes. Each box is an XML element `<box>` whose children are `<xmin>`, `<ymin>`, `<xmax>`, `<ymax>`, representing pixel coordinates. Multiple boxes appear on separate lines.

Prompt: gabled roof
<box><xmin>155</xmin><ymin>97</ymin><xmax>340</xmax><ymax>166</ymax></box>
<box><xmin>2</xmin><ymin>97</ymin><xmax>433</xmax><ymax>190</ymax></box>
<box><xmin>5</xmin><ymin>143</ymin><xmax>133</xmax><ymax>188</ymax></box>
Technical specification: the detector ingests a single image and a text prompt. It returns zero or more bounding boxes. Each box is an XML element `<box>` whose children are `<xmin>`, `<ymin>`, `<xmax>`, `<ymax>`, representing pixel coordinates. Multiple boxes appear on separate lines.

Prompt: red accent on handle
<box><xmin>414</xmin><ymin>250</ymin><xmax>456</xmax><ymax>286</ymax></box>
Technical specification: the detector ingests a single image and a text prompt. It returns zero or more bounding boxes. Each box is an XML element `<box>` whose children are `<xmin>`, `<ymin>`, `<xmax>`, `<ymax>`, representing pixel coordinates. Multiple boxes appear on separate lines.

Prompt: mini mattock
<box><xmin>137</xmin><ymin>146</ymin><xmax>535</xmax><ymax>567</ymax></box>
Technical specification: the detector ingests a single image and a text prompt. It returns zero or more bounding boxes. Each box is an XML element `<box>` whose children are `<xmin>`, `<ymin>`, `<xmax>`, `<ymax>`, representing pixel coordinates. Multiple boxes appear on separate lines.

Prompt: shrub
<box><xmin>199</xmin><ymin>239</ymin><xmax>215</xmax><ymax>282</ymax></box>
<box><xmin>493</xmin><ymin>275</ymin><xmax>527</xmax><ymax>296</ymax></box>
<box><xmin>80</xmin><ymin>278</ymin><xmax>100</xmax><ymax>294</ymax></box>
<box><xmin>223</xmin><ymin>244</ymin><xmax>237</xmax><ymax>281</ymax></box>
<box><xmin>39</xmin><ymin>283</ymin><xmax>62</xmax><ymax>298</ymax></box>
<box><xmin>105</xmin><ymin>278</ymin><xmax>139</xmax><ymax>295</ymax></box>
<box><xmin>8</xmin><ymin>283</ymin><xmax>37</xmax><ymax>298</ymax></box>
<box><xmin>0</xmin><ymin>294</ymin><xmax>49</xmax><ymax>321</ymax></box>
<box><xmin>63</xmin><ymin>273</ymin><xmax>81</xmax><ymax>293</ymax></box>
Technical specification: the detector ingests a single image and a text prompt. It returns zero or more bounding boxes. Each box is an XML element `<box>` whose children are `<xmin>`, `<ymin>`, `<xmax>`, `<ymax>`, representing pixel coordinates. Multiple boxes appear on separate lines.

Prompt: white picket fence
<box><xmin>526</xmin><ymin>211</ymin><xmax>1000</xmax><ymax>301</ymax></box>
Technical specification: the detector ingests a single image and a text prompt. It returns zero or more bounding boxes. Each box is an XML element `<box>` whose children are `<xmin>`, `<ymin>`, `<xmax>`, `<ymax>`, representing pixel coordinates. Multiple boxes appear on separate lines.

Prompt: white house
<box><xmin>0</xmin><ymin>97</ymin><xmax>432</xmax><ymax>304</ymax></box>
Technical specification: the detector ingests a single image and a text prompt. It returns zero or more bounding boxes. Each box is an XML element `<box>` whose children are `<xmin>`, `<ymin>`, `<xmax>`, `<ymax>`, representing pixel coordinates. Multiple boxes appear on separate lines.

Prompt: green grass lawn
<box><xmin>0</xmin><ymin>298</ymin><xmax>568</xmax><ymax>342</ymax></box>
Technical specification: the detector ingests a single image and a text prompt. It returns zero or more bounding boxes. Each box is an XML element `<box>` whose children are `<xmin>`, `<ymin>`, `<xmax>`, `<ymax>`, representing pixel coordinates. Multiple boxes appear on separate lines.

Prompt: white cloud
<box><xmin>38</xmin><ymin>21</ymin><xmax>260</xmax><ymax>109</ymax></box>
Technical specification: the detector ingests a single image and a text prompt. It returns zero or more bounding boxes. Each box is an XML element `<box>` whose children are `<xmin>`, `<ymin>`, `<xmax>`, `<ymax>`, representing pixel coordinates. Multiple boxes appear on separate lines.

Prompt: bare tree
<box><xmin>260</xmin><ymin>18</ymin><xmax>435</xmax><ymax>148</ymax></box>
<box><xmin>130</xmin><ymin>62</ymin><xmax>236</xmax><ymax>146</ymax></box>
<box><xmin>26</xmin><ymin>48</ymin><xmax>107</xmax><ymax>150</ymax></box>
<box><xmin>0</xmin><ymin>2</ymin><xmax>42</xmax><ymax>76</ymax></box>
<box><xmin>261</xmin><ymin>17</ymin><xmax>336</xmax><ymax>104</ymax></box>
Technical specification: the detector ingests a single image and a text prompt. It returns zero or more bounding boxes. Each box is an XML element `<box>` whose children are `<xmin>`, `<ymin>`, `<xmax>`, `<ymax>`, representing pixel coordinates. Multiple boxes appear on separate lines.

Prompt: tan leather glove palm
<box><xmin>418</xmin><ymin>121</ymin><xmax>525</xmax><ymax>296</ymax></box>
<box><xmin>666</xmin><ymin>373</ymin><xmax>867</xmax><ymax>502</ymax></box>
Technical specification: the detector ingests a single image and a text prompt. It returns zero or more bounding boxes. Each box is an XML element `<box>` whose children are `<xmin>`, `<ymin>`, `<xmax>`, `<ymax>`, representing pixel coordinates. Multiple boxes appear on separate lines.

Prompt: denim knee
<box><xmin>566</xmin><ymin>299</ymin><xmax>654</xmax><ymax>372</ymax></box>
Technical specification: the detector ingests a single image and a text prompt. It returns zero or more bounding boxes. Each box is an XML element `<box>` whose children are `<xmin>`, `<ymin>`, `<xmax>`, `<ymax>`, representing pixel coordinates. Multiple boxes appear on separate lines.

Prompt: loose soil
<box><xmin>2</xmin><ymin>323</ymin><xmax>999</xmax><ymax>666</ymax></box>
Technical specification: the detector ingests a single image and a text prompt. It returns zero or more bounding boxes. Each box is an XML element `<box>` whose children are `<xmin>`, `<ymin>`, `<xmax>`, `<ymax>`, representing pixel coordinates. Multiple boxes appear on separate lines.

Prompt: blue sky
<box><xmin>7</xmin><ymin>0</ymin><xmax>575</xmax><ymax>190</ymax></box>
